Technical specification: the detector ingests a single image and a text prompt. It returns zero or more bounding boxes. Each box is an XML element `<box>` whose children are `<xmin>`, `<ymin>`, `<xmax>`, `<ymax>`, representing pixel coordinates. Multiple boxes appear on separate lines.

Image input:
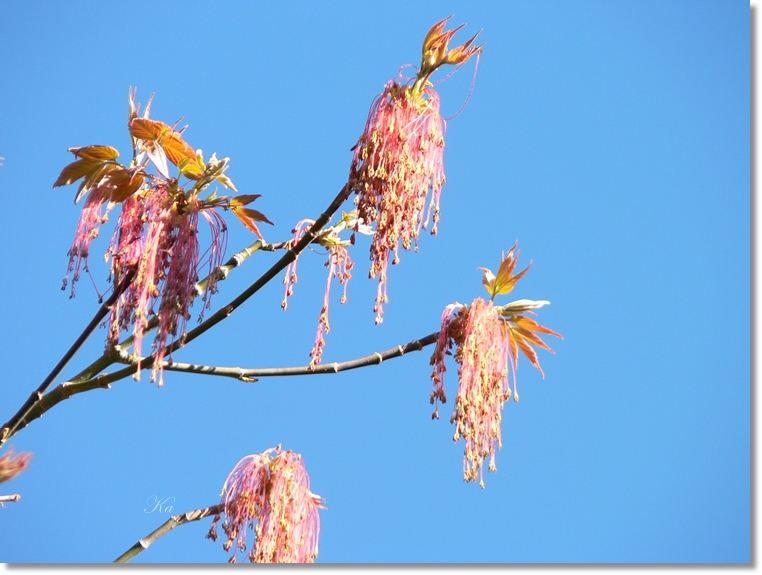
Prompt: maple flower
<box><xmin>430</xmin><ymin>246</ymin><xmax>562</xmax><ymax>487</ymax></box>
<box><xmin>106</xmin><ymin>185</ymin><xmax>227</xmax><ymax>385</ymax></box>
<box><xmin>114</xmin><ymin>184</ymin><xmax>174</xmax><ymax>378</ymax></box>
<box><xmin>207</xmin><ymin>447</ymin><xmax>325</xmax><ymax>563</ymax></box>
<box><xmin>55</xmin><ymin>144</ymin><xmax>145</xmax><ymax>296</ymax></box>
<box><xmin>309</xmin><ymin>237</ymin><xmax>354</xmax><ymax>368</ymax></box>
<box><xmin>349</xmin><ymin>16</ymin><xmax>482</xmax><ymax>324</ymax></box>
<box><xmin>62</xmin><ymin>183</ymin><xmax>112</xmax><ymax>296</ymax></box>
<box><xmin>107</xmin><ymin>193</ymin><xmax>147</xmax><ymax>345</ymax></box>
<box><xmin>0</xmin><ymin>447</ymin><xmax>32</xmax><ymax>483</ymax></box>
<box><xmin>151</xmin><ymin>198</ymin><xmax>203</xmax><ymax>384</ymax></box>
<box><xmin>281</xmin><ymin>213</ymin><xmax>367</xmax><ymax>365</ymax></box>
<box><xmin>280</xmin><ymin>219</ymin><xmax>315</xmax><ymax>311</ymax></box>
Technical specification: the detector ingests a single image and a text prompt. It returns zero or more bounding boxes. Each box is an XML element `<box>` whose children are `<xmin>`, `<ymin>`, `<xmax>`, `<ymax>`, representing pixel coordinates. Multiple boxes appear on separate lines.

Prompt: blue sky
<box><xmin>0</xmin><ymin>0</ymin><xmax>749</xmax><ymax>564</ymax></box>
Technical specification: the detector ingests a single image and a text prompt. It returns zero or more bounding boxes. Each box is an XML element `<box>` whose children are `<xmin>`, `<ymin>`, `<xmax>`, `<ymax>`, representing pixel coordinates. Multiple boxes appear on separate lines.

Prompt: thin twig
<box><xmin>0</xmin><ymin>269</ymin><xmax>135</xmax><ymax>447</ymax></box>
<box><xmin>114</xmin><ymin>503</ymin><xmax>223</xmax><ymax>563</ymax></box>
<box><xmin>0</xmin><ymin>494</ymin><xmax>21</xmax><ymax>505</ymax></box>
<box><xmin>121</xmin><ymin>332</ymin><xmax>439</xmax><ymax>381</ymax></box>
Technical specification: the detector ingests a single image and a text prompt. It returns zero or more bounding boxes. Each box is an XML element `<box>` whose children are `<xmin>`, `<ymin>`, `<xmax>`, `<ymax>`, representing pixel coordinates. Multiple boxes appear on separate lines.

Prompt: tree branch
<box><xmin>63</xmin><ymin>238</ymin><xmax>269</xmax><ymax>387</ymax></box>
<box><xmin>0</xmin><ymin>269</ymin><xmax>135</xmax><ymax>447</ymax></box>
<box><xmin>0</xmin><ymin>494</ymin><xmax>21</xmax><ymax>505</ymax></box>
<box><xmin>14</xmin><ymin>330</ymin><xmax>438</xmax><ymax>437</ymax></box>
<box><xmin>2</xmin><ymin>184</ymin><xmax>351</xmax><ymax>442</ymax></box>
<box><xmin>121</xmin><ymin>332</ymin><xmax>439</xmax><ymax>381</ymax></box>
<box><xmin>113</xmin><ymin>503</ymin><xmax>223</xmax><ymax>563</ymax></box>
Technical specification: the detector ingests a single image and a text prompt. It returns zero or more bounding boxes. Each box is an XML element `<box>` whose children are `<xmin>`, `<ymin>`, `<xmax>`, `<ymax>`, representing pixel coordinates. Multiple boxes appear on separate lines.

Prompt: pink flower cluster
<box><xmin>349</xmin><ymin>17</ymin><xmax>481</xmax><ymax>325</ymax></box>
<box><xmin>350</xmin><ymin>83</ymin><xmax>445</xmax><ymax>324</ymax></box>
<box><xmin>280</xmin><ymin>219</ymin><xmax>314</xmax><ymax>311</ymax></box>
<box><xmin>430</xmin><ymin>250</ymin><xmax>562</xmax><ymax>487</ymax></box>
<box><xmin>207</xmin><ymin>447</ymin><xmax>325</xmax><ymax>563</ymax></box>
<box><xmin>0</xmin><ymin>447</ymin><xmax>32</xmax><ymax>484</ymax></box>
<box><xmin>430</xmin><ymin>298</ymin><xmax>512</xmax><ymax>487</ymax></box>
<box><xmin>280</xmin><ymin>219</ymin><xmax>355</xmax><ymax>368</ymax></box>
<box><xmin>63</xmin><ymin>184</ymin><xmax>112</xmax><ymax>295</ymax></box>
<box><xmin>103</xmin><ymin>186</ymin><xmax>224</xmax><ymax>385</ymax></box>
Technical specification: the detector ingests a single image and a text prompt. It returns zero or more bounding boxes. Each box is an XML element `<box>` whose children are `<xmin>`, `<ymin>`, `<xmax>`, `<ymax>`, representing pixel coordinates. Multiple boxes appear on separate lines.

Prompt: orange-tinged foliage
<box><xmin>229</xmin><ymin>194</ymin><xmax>262</xmax><ymax>207</ymax></box>
<box><xmin>161</xmin><ymin>131</ymin><xmax>195</xmax><ymax>166</ymax></box>
<box><xmin>68</xmin><ymin>145</ymin><xmax>119</xmax><ymax>161</ymax></box>
<box><xmin>415</xmin><ymin>16</ymin><xmax>482</xmax><ymax>97</ymax></box>
<box><xmin>53</xmin><ymin>159</ymin><xmax>103</xmax><ymax>189</ymax></box>
<box><xmin>105</xmin><ymin>168</ymin><xmax>145</xmax><ymax>203</ymax></box>
<box><xmin>128</xmin><ymin>117</ymin><xmax>166</xmax><ymax>140</ymax></box>
<box><xmin>0</xmin><ymin>446</ymin><xmax>32</xmax><ymax>483</ymax></box>
<box><xmin>505</xmin><ymin>314</ymin><xmax>562</xmax><ymax>377</ymax></box>
<box><xmin>128</xmin><ymin>117</ymin><xmax>195</xmax><ymax>166</ymax></box>
<box><xmin>478</xmin><ymin>241</ymin><xmax>531</xmax><ymax>299</ymax></box>
<box><xmin>231</xmin><ymin>206</ymin><xmax>273</xmax><ymax>240</ymax></box>
<box><xmin>53</xmin><ymin>151</ymin><xmax>145</xmax><ymax>204</ymax></box>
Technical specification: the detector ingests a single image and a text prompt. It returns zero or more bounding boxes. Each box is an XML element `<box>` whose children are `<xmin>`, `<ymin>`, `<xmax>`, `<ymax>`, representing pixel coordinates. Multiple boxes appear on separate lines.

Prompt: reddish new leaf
<box><xmin>53</xmin><ymin>159</ymin><xmax>101</xmax><ymax>188</ymax></box>
<box><xmin>68</xmin><ymin>145</ymin><xmax>119</xmax><ymax>161</ymax></box>
<box><xmin>129</xmin><ymin>117</ymin><xmax>195</xmax><ymax>167</ymax></box>
<box><xmin>106</xmin><ymin>168</ymin><xmax>145</xmax><ymax>203</ymax></box>
<box><xmin>128</xmin><ymin>117</ymin><xmax>167</xmax><ymax>141</ymax></box>
<box><xmin>231</xmin><ymin>206</ymin><xmax>274</xmax><ymax>240</ymax></box>
<box><xmin>513</xmin><ymin>315</ymin><xmax>563</xmax><ymax>338</ymax></box>
<box><xmin>233</xmin><ymin>206</ymin><xmax>273</xmax><ymax>226</ymax></box>
<box><xmin>161</xmin><ymin>131</ymin><xmax>195</xmax><ymax>166</ymax></box>
<box><xmin>74</xmin><ymin>162</ymin><xmax>120</xmax><ymax>204</ymax></box>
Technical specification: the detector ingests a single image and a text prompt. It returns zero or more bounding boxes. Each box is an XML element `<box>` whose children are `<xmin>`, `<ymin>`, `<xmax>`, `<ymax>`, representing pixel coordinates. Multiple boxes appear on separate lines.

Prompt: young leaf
<box><xmin>494</xmin><ymin>258</ymin><xmax>530</xmax><ymax>295</ymax></box>
<box><xmin>161</xmin><ymin>131</ymin><xmax>195</xmax><ymax>166</ymax></box>
<box><xmin>231</xmin><ymin>206</ymin><xmax>274</xmax><ymax>240</ymax></box>
<box><xmin>233</xmin><ymin>206</ymin><xmax>273</xmax><ymax>225</ymax></box>
<box><xmin>128</xmin><ymin>117</ymin><xmax>167</xmax><ymax>141</ymax></box>
<box><xmin>145</xmin><ymin>142</ymin><xmax>170</xmax><ymax>179</ymax></box>
<box><xmin>53</xmin><ymin>159</ymin><xmax>101</xmax><ymax>188</ymax></box>
<box><xmin>74</xmin><ymin>162</ymin><xmax>120</xmax><ymax>204</ymax></box>
<box><xmin>216</xmin><ymin>174</ymin><xmax>238</xmax><ymax>192</ymax></box>
<box><xmin>496</xmin><ymin>299</ymin><xmax>550</xmax><ymax>315</ymax></box>
<box><xmin>68</xmin><ymin>145</ymin><xmax>119</xmax><ymax>161</ymax></box>
<box><xmin>106</xmin><ymin>168</ymin><xmax>145</xmax><ymax>203</ymax></box>
<box><xmin>479</xmin><ymin>242</ymin><xmax>532</xmax><ymax>297</ymax></box>
<box><xmin>178</xmin><ymin>157</ymin><xmax>204</xmax><ymax>180</ymax></box>
<box><xmin>229</xmin><ymin>194</ymin><xmax>261</xmax><ymax>207</ymax></box>
<box><xmin>477</xmin><ymin>266</ymin><xmax>497</xmax><ymax>297</ymax></box>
